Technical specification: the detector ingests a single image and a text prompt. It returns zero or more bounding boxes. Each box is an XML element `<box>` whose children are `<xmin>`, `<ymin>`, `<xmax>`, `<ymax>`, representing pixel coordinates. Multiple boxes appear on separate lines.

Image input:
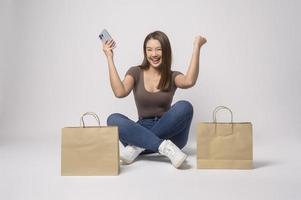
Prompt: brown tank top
<box><xmin>125</xmin><ymin>66</ymin><xmax>182</xmax><ymax>119</ymax></box>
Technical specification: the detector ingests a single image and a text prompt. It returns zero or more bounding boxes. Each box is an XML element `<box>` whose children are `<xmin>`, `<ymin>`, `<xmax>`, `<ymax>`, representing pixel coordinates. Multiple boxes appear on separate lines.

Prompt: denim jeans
<box><xmin>107</xmin><ymin>100</ymin><xmax>193</xmax><ymax>152</ymax></box>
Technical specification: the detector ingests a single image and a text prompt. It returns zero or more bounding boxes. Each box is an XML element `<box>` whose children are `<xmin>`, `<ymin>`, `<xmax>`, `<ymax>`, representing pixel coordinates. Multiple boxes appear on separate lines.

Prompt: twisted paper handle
<box><xmin>80</xmin><ymin>112</ymin><xmax>101</xmax><ymax>127</ymax></box>
<box><xmin>213</xmin><ymin>106</ymin><xmax>233</xmax><ymax>123</ymax></box>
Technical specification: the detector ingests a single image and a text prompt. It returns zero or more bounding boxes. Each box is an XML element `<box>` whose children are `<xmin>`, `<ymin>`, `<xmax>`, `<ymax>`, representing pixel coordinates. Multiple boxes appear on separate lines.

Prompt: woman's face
<box><xmin>145</xmin><ymin>39</ymin><xmax>162</xmax><ymax>68</ymax></box>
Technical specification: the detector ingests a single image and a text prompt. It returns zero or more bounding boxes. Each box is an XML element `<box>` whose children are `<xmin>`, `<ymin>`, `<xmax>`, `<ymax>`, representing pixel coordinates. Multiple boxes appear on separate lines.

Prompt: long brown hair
<box><xmin>140</xmin><ymin>31</ymin><xmax>172</xmax><ymax>91</ymax></box>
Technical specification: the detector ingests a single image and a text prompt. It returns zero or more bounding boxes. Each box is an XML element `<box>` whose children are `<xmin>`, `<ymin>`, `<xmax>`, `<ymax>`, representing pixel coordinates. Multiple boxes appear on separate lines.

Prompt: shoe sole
<box><xmin>120</xmin><ymin>159</ymin><xmax>132</xmax><ymax>165</ymax></box>
<box><xmin>120</xmin><ymin>155</ymin><xmax>135</xmax><ymax>164</ymax></box>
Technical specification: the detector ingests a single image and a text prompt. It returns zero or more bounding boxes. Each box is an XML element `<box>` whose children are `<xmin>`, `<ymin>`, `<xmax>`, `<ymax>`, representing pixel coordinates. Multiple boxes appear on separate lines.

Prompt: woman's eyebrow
<box><xmin>146</xmin><ymin>47</ymin><xmax>162</xmax><ymax>49</ymax></box>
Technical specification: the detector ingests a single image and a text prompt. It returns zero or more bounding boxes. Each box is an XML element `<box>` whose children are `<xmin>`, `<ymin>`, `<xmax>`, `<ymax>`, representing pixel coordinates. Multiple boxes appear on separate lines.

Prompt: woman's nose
<box><xmin>152</xmin><ymin>50</ymin><xmax>158</xmax><ymax>56</ymax></box>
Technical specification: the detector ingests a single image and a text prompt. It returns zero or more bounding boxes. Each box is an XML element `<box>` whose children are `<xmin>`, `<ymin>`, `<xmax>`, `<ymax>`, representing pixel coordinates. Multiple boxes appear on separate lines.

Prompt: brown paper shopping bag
<box><xmin>61</xmin><ymin>112</ymin><xmax>119</xmax><ymax>176</ymax></box>
<box><xmin>197</xmin><ymin>106</ymin><xmax>253</xmax><ymax>169</ymax></box>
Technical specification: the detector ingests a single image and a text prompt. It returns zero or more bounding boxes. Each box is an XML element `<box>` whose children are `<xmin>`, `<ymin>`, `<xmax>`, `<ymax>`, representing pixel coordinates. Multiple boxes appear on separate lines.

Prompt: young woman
<box><xmin>102</xmin><ymin>31</ymin><xmax>206</xmax><ymax>168</ymax></box>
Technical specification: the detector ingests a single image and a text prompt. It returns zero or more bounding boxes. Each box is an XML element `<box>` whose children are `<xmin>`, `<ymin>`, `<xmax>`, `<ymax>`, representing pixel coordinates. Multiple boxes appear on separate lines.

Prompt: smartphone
<box><xmin>99</xmin><ymin>29</ymin><xmax>113</xmax><ymax>43</ymax></box>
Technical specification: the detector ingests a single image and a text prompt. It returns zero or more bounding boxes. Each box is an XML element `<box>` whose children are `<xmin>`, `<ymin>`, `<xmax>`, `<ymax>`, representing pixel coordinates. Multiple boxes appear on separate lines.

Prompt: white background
<box><xmin>1</xmin><ymin>0</ymin><xmax>301</xmax><ymax>199</ymax></box>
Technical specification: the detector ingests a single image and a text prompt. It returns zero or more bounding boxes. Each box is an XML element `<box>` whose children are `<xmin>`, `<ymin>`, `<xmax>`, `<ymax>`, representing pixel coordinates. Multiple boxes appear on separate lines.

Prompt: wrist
<box><xmin>106</xmin><ymin>55</ymin><xmax>114</xmax><ymax>60</ymax></box>
<box><xmin>193</xmin><ymin>45</ymin><xmax>201</xmax><ymax>52</ymax></box>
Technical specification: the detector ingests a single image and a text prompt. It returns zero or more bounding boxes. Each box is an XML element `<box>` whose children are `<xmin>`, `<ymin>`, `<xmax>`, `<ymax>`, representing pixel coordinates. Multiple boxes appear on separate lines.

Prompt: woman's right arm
<box><xmin>102</xmin><ymin>40</ymin><xmax>134</xmax><ymax>98</ymax></box>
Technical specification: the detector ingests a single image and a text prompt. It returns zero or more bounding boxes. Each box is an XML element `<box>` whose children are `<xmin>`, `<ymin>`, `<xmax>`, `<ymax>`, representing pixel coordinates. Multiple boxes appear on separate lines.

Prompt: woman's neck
<box><xmin>146</xmin><ymin>65</ymin><xmax>160</xmax><ymax>76</ymax></box>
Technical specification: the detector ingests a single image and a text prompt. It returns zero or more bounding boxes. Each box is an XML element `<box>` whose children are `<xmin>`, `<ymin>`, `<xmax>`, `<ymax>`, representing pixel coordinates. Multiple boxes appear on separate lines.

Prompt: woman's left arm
<box><xmin>175</xmin><ymin>35</ymin><xmax>207</xmax><ymax>89</ymax></box>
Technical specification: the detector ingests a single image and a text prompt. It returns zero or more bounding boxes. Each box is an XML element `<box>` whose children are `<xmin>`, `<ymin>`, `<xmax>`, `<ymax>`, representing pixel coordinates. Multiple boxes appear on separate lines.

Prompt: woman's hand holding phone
<box><xmin>100</xmin><ymin>29</ymin><xmax>116</xmax><ymax>58</ymax></box>
<box><xmin>102</xmin><ymin>39</ymin><xmax>116</xmax><ymax>58</ymax></box>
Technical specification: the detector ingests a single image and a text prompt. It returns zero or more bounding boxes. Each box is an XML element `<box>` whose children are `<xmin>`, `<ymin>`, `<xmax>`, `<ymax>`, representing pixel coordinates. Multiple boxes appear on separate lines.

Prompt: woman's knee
<box><xmin>107</xmin><ymin>113</ymin><xmax>126</xmax><ymax>126</ymax></box>
<box><xmin>174</xmin><ymin>100</ymin><xmax>194</xmax><ymax>117</ymax></box>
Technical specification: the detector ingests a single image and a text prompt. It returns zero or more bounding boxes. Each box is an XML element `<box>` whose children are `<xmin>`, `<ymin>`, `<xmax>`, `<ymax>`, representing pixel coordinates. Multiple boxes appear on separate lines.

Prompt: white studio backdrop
<box><xmin>1</xmin><ymin>0</ymin><xmax>301</xmax><ymax>145</ymax></box>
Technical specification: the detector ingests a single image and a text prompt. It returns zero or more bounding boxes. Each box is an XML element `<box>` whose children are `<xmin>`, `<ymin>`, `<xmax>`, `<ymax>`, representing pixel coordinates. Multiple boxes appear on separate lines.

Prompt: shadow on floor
<box><xmin>253</xmin><ymin>160</ymin><xmax>276</xmax><ymax>169</ymax></box>
<box><xmin>183</xmin><ymin>146</ymin><xmax>197</xmax><ymax>156</ymax></box>
<box><xmin>137</xmin><ymin>153</ymin><xmax>193</xmax><ymax>170</ymax></box>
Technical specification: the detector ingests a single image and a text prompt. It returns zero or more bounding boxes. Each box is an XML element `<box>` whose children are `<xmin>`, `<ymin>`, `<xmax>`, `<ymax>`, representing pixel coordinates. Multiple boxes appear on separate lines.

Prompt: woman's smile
<box><xmin>149</xmin><ymin>57</ymin><xmax>162</xmax><ymax>66</ymax></box>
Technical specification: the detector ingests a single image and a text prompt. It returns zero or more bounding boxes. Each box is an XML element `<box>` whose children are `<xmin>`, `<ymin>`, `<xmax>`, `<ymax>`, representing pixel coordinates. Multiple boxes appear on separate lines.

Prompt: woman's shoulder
<box><xmin>126</xmin><ymin>65</ymin><xmax>142</xmax><ymax>81</ymax></box>
<box><xmin>170</xmin><ymin>69</ymin><xmax>183</xmax><ymax>89</ymax></box>
<box><xmin>171</xmin><ymin>69</ymin><xmax>183</xmax><ymax>78</ymax></box>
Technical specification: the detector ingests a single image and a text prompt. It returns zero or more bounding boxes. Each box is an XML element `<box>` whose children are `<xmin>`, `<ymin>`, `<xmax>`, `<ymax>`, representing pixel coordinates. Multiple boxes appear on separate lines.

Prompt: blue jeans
<box><xmin>107</xmin><ymin>100</ymin><xmax>193</xmax><ymax>152</ymax></box>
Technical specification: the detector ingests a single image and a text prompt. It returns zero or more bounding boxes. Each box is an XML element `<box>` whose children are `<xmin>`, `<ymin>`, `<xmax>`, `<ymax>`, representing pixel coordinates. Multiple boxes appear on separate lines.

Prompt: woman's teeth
<box><xmin>151</xmin><ymin>58</ymin><xmax>160</xmax><ymax>64</ymax></box>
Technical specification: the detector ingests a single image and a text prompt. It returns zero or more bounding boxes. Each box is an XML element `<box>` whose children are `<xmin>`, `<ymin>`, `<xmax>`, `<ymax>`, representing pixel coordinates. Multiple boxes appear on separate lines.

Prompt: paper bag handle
<box><xmin>213</xmin><ymin>106</ymin><xmax>234</xmax><ymax>136</ymax></box>
<box><xmin>80</xmin><ymin>112</ymin><xmax>101</xmax><ymax>127</ymax></box>
<box><xmin>213</xmin><ymin>106</ymin><xmax>233</xmax><ymax>123</ymax></box>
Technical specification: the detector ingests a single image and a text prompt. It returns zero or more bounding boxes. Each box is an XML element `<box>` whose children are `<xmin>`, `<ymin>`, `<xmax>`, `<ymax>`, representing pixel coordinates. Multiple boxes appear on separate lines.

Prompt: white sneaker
<box><xmin>158</xmin><ymin>140</ymin><xmax>187</xmax><ymax>168</ymax></box>
<box><xmin>120</xmin><ymin>145</ymin><xmax>145</xmax><ymax>164</ymax></box>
